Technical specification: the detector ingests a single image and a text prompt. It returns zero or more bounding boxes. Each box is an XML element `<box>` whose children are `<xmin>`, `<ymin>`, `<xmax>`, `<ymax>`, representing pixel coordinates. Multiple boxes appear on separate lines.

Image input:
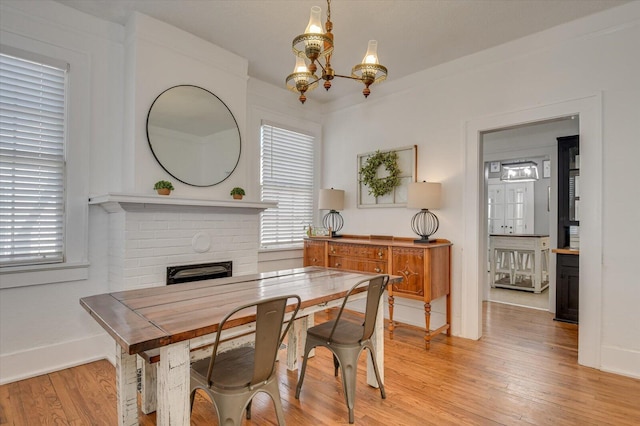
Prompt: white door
<box><xmin>487</xmin><ymin>183</ymin><xmax>505</xmax><ymax>234</ymax></box>
<box><xmin>488</xmin><ymin>179</ymin><xmax>534</xmax><ymax>235</ymax></box>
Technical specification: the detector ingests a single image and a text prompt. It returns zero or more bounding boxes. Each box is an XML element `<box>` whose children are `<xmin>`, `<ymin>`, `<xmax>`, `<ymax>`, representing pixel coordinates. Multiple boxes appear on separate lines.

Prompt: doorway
<box><xmin>482</xmin><ymin>118</ymin><xmax>578</xmax><ymax>311</ymax></box>
<box><xmin>461</xmin><ymin>95</ymin><xmax>603</xmax><ymax>369</ymax></box>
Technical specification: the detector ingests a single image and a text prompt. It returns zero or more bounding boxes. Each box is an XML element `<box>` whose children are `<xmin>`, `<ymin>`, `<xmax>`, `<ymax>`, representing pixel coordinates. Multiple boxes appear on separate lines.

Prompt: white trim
<box><xmin>88</xmin><ymin>193</ymin><xmax>276</xmax><ymax>212</ymax></box>
<box><xmin>0</xmin><ymin>333</ymin><xmax>113</xmax><ymax>385</ymax></box>
<box><xmin>463</xmin><ymin>94</ymin><xmax>602</xmax><ymax>369</ymax></box>
<box><xmin>0</xmin><ymin>262</ymin><xmax>89</xmax><ymax>289</ymax></box>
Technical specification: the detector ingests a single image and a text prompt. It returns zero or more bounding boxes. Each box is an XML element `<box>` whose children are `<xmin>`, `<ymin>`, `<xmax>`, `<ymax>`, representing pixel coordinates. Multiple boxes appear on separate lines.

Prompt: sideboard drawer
<box><xmin>328</xmin><ymin>256</ymin><xmax>387</xmax><ymax>274</ymax></box>
<box><xmin>328</xmin><ymin>242</ymin><xmax>388</xmax><ymax>260</ymax></box>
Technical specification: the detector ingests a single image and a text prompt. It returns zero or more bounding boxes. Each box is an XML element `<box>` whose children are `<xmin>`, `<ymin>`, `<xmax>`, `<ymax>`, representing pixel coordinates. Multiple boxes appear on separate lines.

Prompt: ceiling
<box><xmin>53</xmin><ymin>0</ymin><xmax>629</xmax><ymax>102</ymax></box>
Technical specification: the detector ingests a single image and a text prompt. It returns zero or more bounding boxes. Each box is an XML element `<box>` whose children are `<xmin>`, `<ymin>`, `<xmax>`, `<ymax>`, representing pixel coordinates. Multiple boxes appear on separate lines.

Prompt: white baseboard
<box><xmin>0</xmin><ymin>333</ymin><xmax>114</xmax><ymax>385</ymax></box>
<box><xmin>600</xmin><ymin>345</ymin><xmax>640</xmax><ymax>379</ymax></box>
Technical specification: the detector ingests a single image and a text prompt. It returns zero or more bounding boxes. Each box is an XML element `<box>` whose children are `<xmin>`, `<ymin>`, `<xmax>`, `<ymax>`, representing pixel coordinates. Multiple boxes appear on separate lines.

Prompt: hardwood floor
<box><xmin>1</xmin><ymin>302</ymin><xmax>639</xmax><ymax>425</ymax></box>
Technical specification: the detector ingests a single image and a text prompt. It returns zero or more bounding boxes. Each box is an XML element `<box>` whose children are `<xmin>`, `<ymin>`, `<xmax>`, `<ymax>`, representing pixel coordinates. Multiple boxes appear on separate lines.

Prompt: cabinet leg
<box><xmin>446</xmin><ymin>293</ymin><xmax>451</xmax><ymax>336</ymax></box>
<box><xmin>388</xmin><ymin>295</ymin><xmax>395</xmax><ymax>338</ymax></box>
<box><xmin>424</xmin><ymin>302</ymin><xmax>432</xmax><ymax>350</ymax></box>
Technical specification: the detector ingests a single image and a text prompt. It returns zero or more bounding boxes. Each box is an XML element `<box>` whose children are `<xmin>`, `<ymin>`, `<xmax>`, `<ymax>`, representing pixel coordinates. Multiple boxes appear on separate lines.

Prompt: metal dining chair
<box><xmin>190</xmin><ymin>294</ymin><xmax>301</xmax><ymax>426</ymax></box>
<box><xmin>295</xmin><ymin>275</ymin><xmax>390</xmax><ymax>424</ymax></box>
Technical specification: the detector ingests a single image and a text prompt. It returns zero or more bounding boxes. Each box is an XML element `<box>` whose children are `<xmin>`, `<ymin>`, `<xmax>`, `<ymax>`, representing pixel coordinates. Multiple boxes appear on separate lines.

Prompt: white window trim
<box><xmin>0</xmin><ymin>40</ymin><xmax>90</xmax><ymax>288</ymax></box>
<box><xmin>249</xmin><ymin>105</ymin><xmax>322</xmax><ymax>250</ymax></box>
<box><xmin>260</xmin><ymin>121</ymin><xmax>315</xmax><ymax>247</ymax></box>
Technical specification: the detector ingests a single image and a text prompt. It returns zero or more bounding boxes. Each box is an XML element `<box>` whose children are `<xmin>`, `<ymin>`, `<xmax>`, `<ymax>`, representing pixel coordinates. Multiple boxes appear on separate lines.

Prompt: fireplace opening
<box><xmin>166</xmin><ymin>261</ymin><xmax>232</xmax><ymax>285</ymax></box>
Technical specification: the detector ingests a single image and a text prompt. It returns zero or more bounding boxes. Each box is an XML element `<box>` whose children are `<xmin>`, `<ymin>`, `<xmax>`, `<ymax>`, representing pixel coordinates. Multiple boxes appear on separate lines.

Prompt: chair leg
<box><xmin>333</xmin><ymin>353</ymin><xmax>340</xmax><ymax>376</ymax></box>
<box><xmin>263</xmin><ymin>378</ymin><xmax>287</xmax><ymax>426</ymax></box>
<box><xmin>367</xmin><ymin>346</ymin><xmax>386</xmax><ymax>399</ymax></box>
<box><xmin>336</xmin><ymin>353</ymin><xmax>358</xmax><ymax>424</ymax></box>
<box><xmin>295</xmin><ymin>340</ymin><xmax>314</xmax><ymax>399</ymax></box>
<box><xmin>246</xmin><ymin>399</ymin><xmax>252</xmax><ymax>419</ymax></box>
<box><xmin>189</xmin><ymin>389</ymin><xmax>197</xmax><ymax>412</ymax></box>
<box><xmin>211</xmin><ymin>392</ymin><xmax>250</xmax><ymax>426</ymax></box>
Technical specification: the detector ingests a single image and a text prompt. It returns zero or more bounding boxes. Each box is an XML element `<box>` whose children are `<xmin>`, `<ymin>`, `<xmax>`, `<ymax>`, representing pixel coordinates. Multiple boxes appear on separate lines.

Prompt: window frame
<box><xmin>0</xmin><ymin>43</ymin><xmax>89</xmax><ymax>288</ymax></box>
<box><xmin>259</xmin><ymin>121</ymin><xmax>316</xmax><ymax>248</ymax></box>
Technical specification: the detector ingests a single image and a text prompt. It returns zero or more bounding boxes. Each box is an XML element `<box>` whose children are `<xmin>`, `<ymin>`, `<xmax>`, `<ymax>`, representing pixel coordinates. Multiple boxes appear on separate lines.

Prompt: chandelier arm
<box><xmin>333</xmin><ymin>73</ymin><xmax>364</xmax><ymax>81</ymax></box>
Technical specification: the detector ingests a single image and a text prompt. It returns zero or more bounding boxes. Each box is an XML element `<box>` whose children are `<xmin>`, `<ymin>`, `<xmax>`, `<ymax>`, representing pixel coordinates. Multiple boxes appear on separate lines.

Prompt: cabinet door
<box><xmin>391</xmin><ymin>247</ymin><xmax>425</xmax><ymax>297</ymax></box>
<box><xmin>303</xmin><ymin>240</ymin><xmax>325</xmax><ymax>267</ymax></box>
<box><xmin>556</xmin><ymin>254</ymin><xmax>579</xmax><ymax>323</ymax></box>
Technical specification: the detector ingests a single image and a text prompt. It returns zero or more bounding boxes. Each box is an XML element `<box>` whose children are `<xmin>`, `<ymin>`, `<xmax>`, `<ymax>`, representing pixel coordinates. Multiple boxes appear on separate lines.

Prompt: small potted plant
<box><xmin>154</xmin><ymin>180</ymin><xmax>174</xmax><ymax>196</ymax></box>
<box><xmin>230</xmin><ymin>187</ymin><xmax>245</xmax><ymax>200</ymax></box>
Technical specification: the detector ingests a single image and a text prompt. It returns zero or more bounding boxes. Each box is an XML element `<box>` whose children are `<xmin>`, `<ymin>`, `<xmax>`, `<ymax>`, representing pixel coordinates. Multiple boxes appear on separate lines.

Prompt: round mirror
<box><xmin>146</xmin><ymin>85</ymin><xmax>241</xmax><ymax>187</ymax></box>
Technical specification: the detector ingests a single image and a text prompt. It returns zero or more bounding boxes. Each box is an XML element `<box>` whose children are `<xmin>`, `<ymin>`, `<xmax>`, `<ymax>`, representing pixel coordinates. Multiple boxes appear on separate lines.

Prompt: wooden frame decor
<box><xmin>358</xmin><ymin>145</ymin><xmax>416</xmax><ymax>208</ymax></box>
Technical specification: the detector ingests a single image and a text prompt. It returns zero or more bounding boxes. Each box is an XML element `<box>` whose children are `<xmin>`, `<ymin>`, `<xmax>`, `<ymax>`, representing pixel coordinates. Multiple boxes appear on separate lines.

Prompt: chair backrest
<box><xmin>329</xmin><ymin>275</ymin><xmax>390</xmax><ymax>342</ymax></box>
<box><xmin>206</xmin><ymin>294</ymin><xmax>301</xmax><ymax>386</ymax></box>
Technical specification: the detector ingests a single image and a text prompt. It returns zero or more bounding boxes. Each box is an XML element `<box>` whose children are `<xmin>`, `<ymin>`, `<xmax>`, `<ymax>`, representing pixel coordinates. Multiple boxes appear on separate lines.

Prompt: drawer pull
<box><xmin>378</xmin><ymin>251</ymin><xmax>384</xmax><ymax>259</ymax></box>
<box><xmin>312</xmin><ymin>258</ymin><xmax>317</xmax><ymax>262</ymax></box>
<box><xmin>335</xmin><ymin>263</ymin><xmax>341</xmax><ymax>267</ymax></box>
<box><xmin>374</xmin><ymin>267</ymin><xmax>381</xmax><ymax>273</ymax></box>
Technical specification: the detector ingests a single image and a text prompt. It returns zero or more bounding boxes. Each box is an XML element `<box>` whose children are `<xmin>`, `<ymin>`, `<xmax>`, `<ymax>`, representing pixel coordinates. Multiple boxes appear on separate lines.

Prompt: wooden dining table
<box><xmin>80</xmin><ymin>266</ymin><xmax>400</xmax><ymax>426</ymax></box>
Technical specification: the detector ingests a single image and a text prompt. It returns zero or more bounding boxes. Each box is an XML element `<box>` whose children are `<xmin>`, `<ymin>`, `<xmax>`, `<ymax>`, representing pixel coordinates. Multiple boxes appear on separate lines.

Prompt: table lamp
<box><xmin>319</xmin><ymin>188</ymin><xmax>345</xmax><ymax>237</ymax></box>
<box><xmin>407</xmin><ymin>181</ymin><xmax>441</xmax><ymax>243</ymax></box>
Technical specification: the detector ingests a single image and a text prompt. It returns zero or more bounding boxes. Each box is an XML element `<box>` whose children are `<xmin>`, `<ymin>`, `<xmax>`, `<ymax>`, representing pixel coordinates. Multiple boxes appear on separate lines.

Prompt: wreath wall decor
<box><xmin>359</xmin><ymin>150</ymin><xmax>401</xmax><ymax>198</ymax></box>
<box><xmin>357</xmin><ymin>146</ymin><xmax>416</xmax><ymax>208</ymax></box>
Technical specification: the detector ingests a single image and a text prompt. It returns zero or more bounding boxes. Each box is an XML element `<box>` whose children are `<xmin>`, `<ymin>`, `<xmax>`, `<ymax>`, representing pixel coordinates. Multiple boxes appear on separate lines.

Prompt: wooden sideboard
<box><xmin>303</xmin><ymin>236</ymin><xmax>452</xmax><ymax>348</ymax></box>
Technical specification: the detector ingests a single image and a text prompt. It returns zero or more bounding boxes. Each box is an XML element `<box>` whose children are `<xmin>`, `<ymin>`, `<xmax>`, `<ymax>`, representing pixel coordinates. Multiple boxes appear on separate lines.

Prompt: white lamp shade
<box><xmin>318</xmin><ymin>188</ymin><xmax>345</xmax><ymax>211</ymax></box>
<box><xmin>407</xmin><ymin>182</ymin><xmax>442</xmax><ymax>210</ymax></box>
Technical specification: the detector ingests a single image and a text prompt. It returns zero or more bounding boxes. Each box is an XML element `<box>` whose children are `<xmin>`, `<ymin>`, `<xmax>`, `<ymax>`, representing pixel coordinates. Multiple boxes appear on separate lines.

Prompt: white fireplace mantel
<box><xmin>89</xmin><ymin>193</ymin><xmax>277</xmax><ymax>213</ymax></box>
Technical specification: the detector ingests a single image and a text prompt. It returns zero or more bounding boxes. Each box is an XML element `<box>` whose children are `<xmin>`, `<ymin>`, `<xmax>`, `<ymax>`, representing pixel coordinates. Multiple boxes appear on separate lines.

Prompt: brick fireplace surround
<box><xmin>89</xmin><ymin>193</ymin><xmax>275</xmax><ymax>292</ymax></box>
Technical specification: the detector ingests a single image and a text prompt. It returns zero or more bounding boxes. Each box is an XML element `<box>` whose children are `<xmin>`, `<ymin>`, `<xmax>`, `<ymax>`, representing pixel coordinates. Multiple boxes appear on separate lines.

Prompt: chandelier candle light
<box><xmin>407</xmin><ymin>181</ymin><xmax>442</xmax><ymax>244</ymax></box>
<box><xmin>286</xmin><ymin>0</ymin><xmax>388</xmax><ymax>103</ymax></box>
<box><xmin>319</xmin><ymin>188</ymin><xmax>345</xmax><ymax>237</ymax></box>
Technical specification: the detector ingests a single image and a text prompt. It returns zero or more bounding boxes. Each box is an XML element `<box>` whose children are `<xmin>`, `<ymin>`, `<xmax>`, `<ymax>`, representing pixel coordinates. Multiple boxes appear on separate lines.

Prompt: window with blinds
<box><xmin>0</xmin><ymin>52</ymin><xmax>68</xmax><ymax>267</ymax></box>
<box><xmin>260</xmin><ymin>123</ymin><xmax>314</xmax><ymax>247</ymax></box>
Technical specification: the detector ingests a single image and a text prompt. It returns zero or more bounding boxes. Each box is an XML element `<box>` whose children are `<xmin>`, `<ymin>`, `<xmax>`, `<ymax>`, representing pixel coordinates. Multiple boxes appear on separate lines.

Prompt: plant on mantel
<box><xmin>153</xmin><ymin>180</ymin><xmax>174</xmax><ymax>196</ymax></box>
<box><xmin>230</xmin><ymin>187</ymin><xmax>245</xmax><ymax>200</ymax></box>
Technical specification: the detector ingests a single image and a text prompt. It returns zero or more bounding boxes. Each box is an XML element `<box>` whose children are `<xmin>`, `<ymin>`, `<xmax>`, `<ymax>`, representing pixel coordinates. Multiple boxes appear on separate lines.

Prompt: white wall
<box><xmin>321</xmin><ymin>2</ymin><xmax>640</xmax><ymax>378</ymax></box>
<box><xmin>0</xmin><ymin>0</ymin><xmax>123</xmax><ymax>384</ymax></box>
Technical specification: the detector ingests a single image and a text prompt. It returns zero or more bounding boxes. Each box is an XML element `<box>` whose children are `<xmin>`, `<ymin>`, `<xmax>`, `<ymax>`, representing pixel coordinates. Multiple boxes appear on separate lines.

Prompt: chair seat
<box><xmin>191</xmin><ymin>346</ymin><xmax>256</xmax><ymax>390</ymax></box>
<box><xmin>307</xmin><ymin>320</ymin><xmax>364</xmax><ymax>345</ymax></box>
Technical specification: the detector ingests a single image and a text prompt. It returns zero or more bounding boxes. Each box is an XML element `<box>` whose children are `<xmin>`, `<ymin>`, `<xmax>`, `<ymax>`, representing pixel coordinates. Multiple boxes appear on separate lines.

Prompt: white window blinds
<box><xmin>260</xmin><ymin>123</ymin><xmax>314</xmax><ymax>247</ymax></box>
<box><xmin>0</xmin><ymin>52</ymin><xmax>67</xmax><ymax>267</ymax></box>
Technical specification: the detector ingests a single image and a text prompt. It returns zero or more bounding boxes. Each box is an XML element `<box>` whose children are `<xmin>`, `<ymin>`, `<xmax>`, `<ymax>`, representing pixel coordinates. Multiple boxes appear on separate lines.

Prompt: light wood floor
<box><xmin>1</xmin><ymin>302</ymin><xmax>639</xmax><ymax>425</ymax></box>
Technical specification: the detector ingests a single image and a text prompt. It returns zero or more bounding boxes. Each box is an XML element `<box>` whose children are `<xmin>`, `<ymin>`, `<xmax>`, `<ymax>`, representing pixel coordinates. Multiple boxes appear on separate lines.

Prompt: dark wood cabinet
<box><xmin>556</xmin><ymin>254</ymin><xmax>579</xmax><ymax>323</ymax></box>
<box><xmin>555</xmin><ymin>135</ymin><xmax>579</xmax><ymax>323</ymax></box>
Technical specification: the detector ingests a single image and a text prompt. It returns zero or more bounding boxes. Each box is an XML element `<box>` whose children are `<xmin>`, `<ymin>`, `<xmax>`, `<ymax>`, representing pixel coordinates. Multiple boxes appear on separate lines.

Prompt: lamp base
<box><xmin>413</xmin><ymin>237</ymin><xmax>436</xmax><ymax>244</ymax></box>
<box><xmin>330</xmin><ymin>232</ymin><xmax>343</xmax><ymax>238</ymax></box>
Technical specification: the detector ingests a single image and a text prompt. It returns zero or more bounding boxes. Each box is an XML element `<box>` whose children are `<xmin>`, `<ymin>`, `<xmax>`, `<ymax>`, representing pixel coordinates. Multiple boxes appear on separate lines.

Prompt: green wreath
<box><xmin>359</xmin><ymin>150</ymin><xmax>401</xmax><ymax>198</ymax></box>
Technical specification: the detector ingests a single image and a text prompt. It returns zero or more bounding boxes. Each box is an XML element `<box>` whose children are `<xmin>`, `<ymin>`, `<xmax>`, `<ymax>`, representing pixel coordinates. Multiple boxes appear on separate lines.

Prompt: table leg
<box><xmin>367</xmin><ymin>296</ymin><xmax>384</xmax><ymax>388</ymax></box>
<box><xmin>115</xmin><ymin>343</ymin><xmax>138</xmax><ymax>426</ymax></box>
<box><xmin>534</xmin><ymin>249</ymin><xmax>542</xmax><ymax>293</ymax></box>
<box><xmin>157</xmin><ymin>341</ymin><xmax>190</xmax><ymax>426</ymax></box>
<box><xmin>286</xmin><ymin>316</ymin><xmax>305</xmax><ymax>370</ymax></box>
<box><xmin>139</xmin><ymin>357</ymin><xmax>157</xmax><ymax>414</ymax></box>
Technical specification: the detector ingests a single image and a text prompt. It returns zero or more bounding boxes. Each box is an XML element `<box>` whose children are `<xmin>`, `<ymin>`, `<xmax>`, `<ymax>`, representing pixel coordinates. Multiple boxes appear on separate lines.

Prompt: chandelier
<box><xmin>286</xmin><ymin>0</ymin><xmax>388</xmax><ymax>104</ymax></box>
